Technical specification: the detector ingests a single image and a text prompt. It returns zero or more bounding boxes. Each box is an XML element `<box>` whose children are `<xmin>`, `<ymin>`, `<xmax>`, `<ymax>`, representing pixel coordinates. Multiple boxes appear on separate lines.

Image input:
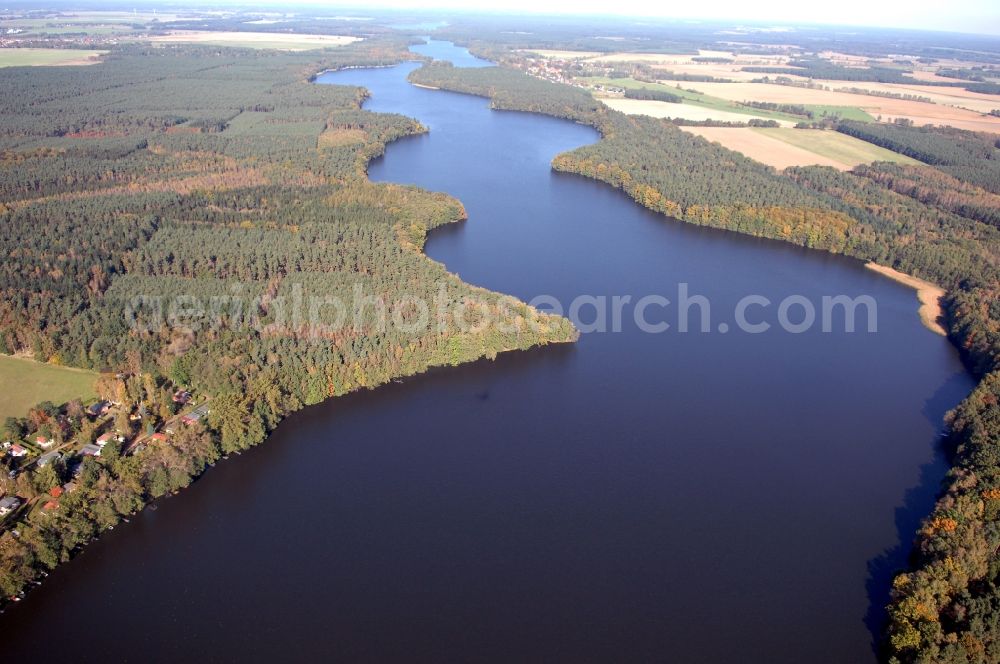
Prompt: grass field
<box><xmin>0</xmin><ymin>356</ymin><xmax>97</xmax><ymax>421</ymax></box>
<box><xmin>679</xmin><ymin>126</ymin><xmax>921</xmax><ymax>170</ymax></box>
<box><xmin>148</xmin><ymin>31</ymin><xmax>361</xmax><ymax>51</ymax></box>
<box><xmin>754</xmin><ymin>128</ymin><xmax>921</xmax><ymax>166</ymax></box>
<box><xmin>801</xmin><ymin>105</ymin><xmax>875</xmax><ymax>122</ymax></box>
<box><xmin>0</xmin><ymin>48</ymin><xmax>106</xmax><ymax>67</ymax></box>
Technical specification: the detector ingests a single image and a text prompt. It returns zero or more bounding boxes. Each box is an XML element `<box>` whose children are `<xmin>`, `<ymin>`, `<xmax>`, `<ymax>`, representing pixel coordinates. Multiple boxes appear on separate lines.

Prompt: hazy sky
<box><xmin>310</xmin><ymin>0</ymin><xmax>1000</xmax><ymax>36</ymax></box>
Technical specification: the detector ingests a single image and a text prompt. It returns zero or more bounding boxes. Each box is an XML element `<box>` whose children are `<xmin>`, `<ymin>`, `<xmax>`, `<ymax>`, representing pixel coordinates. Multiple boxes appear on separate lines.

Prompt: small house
<box><xmin>172</xmin><ymin>390</ymin><xmax>192</xmax><ymax>404</ymax></box>
<box><xmin>95</xmin><ymin>432</ymin><xmax>120</xmax><ymax>447</ymax></box>
<box><xmin>79</xmin><ymin>443</ymin><xmax>102</xmax><ymax>457</ymax></box>
<box><xmin>0</xmin><ymin>496</ymin><xmax>22</xmax><ymax>516</ymax></box>
<box><xmin>182</xmin><ymin>404</ymin><xmax>210</xmax><ymax>426</ymax></box>
<box><xmin>86</xmin><ymin>401</ymin><xmax>111</xmax><ymax>417</ymax></box>
<box><xmin>36</xmin><ymin>435</ymin><xmax>55</xmax><ymax>449</ymax></box>
<box><xmin>8</xmin><ymin>444</ymin><xmax>27</xmax><ymax>457</ymax></box>
<box><xmin>150</xmin><ymin>432</ymin><xmax>168</xmax><ymax>443</ymax></box>
<box><xmin>37</xmin><ymin>451</ymin><xmax>61</xmax><ymax>468</ymax></box>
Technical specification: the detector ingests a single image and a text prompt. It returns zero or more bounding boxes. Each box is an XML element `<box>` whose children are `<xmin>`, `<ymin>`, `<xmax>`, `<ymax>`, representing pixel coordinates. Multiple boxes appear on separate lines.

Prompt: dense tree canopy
<box><xmin>0</xmin><ymin>39</ymin><xmax>576</xmax><ymax>602</ymax></box>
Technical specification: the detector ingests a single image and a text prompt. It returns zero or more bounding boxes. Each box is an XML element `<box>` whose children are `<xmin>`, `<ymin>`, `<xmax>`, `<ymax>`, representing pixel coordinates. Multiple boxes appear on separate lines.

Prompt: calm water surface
<box><xmin>1</xmin><ymin>41</ymin><xmax>974</xmax><ymax>662</ymax></box>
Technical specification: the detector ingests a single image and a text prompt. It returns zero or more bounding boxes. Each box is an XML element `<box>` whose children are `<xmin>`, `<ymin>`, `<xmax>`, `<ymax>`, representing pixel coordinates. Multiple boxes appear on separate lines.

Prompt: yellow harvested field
<box><xmin>816</xmin><ymin>80</ymin><xmax>1000</xmax><ymax>114</ymax></box>
<box><xmin>684</xmin><ymin>82</ymin><xmax>1000</xmax><ymax>133</ymax></box>
<box><xmin>907</xmin><ymin>70</ymin><xmax>968</xmax><ymax>83</ymax></box>
<box><xmin>521</xmin><ymin>49</ymin><xmax>795</xmax><ymax>82</ymax></box>
<box><xmin>678</xmin><ymin>126</ymin><xmax>917</xmax><ymax>170</ymax></box>
<box><xmin>681</xmin><ymin>126</ymin><xmax>846</xmax><ymax>169</ymax></box>
<box><xmin>148</xmin><ymin>31</ymin><xmax>360</xmax><ymax>50</ymax></box>
<box><xmin>589</xmin><ymin>52</ymin><xmax>698</xmax><ymax>64</ymax></box>
<box><xmin>600</xmin><ymin>98</ymin><xmax>796</xmax><ymax>126</ymax></box>
<box><xmin>653</xmin><ymin>52</ymin><xmax>796</xmax><ymax>82</ymax></box>
<box><xmin>657</xmin><ymin>63</ymin><xmax>804</xmax><ymax>82</ymax></box>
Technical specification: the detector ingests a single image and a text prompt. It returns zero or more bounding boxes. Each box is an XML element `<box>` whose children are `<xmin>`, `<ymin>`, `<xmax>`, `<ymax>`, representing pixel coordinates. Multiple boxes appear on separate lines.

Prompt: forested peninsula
<box><xmin>0</xmin><ymin>39</ymin><xmax>576</xmax><ymax>605</ymax></box>
<box><xmin>409</xmin><ymin>58</ymin><xmax>1000</xmax><ymax>663</ymax></box>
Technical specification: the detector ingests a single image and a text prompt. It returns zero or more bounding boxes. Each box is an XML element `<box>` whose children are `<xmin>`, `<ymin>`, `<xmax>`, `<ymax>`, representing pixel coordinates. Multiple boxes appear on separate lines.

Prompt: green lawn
<box><xmin>0</xmin><ymin>356</ymin><xmax>97</xmax><ymax>420</ymax></box>
<box><xmin>0</xmin><ymin>48</ymin><xmax>106</xmax><ymax>67</ymax></box>
<box><xmin>801</xmin><ymin>105</ymin><xmax>876</xmax><ymax>122</ymax></box>
<box><xmin>753</xmin><ymin>128</ymin><xmax>922</xmax><ymax>167</ymax></box>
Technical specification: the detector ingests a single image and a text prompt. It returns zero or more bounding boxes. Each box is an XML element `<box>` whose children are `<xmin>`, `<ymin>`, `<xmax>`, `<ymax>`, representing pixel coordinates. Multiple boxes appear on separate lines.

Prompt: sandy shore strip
<box><xmin>865</xmin><ymin>262</ymin><xmax>946</xmax><ymax>335</ymax></box>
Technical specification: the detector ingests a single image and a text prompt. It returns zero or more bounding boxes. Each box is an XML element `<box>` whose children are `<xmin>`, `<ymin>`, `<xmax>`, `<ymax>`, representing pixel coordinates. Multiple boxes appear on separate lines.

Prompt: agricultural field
<box><xmin>579</xmin><ymin>76</ymin><xmax>807</xmax><ymax>123</ymax></box>
<box><xmin>680</xmin><ymin>126</ymin><xmax>922</xmax><ymax>170</ymax></box>
<box><xmin>0</xmin><ymin>356</ymin><xmax>97</xmax><ymax>420</ymax></box>
<box><xmin>813</xmin><ymin>80</ymin><xmax>1000</xmax><ymax>114</ymax></box>
<box><xmin>601</xmin><ymin>98</ymin><xmax>797</xmax><ymax>126</ymax></box>
<box><xmin>0</xmin><ymin>48</ymin><xmax>106</xmax><ymax>67</ymax></box>
<box><xmin>756</xmin><ymin>127</ymin><xmax>921</xmax><ymax>166</ymax></box>
<box><xmin>679</xmin><ymin>126</ymin><xmax>844</xmax><ymax>169</ymax></box>
<box><xmin>0</xmin><ymin>19</ymin><xmax>137</xmax><ymax>35</ymax></box>
<box><xmin>147</xmin><ymin>31</ymin><xmax>361</xmax><ymax>50</ymax></box>
<box><xmin>527</xmin><ymin>48</ymin><xmax>798</xmax><ymax>82</ymax></box>
<box><xmin>685</xmin><ymin>81</ymin><xmax>1000</xmax><ymax>133</ymax></box>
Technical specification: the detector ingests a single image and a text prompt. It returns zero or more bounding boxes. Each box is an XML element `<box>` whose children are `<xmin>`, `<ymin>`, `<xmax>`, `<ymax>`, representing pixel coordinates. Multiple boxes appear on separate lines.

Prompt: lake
<box><xmin>0</xmin><ymin>40</ymin><xmax>974</xmax><ymax>663</ymax></box>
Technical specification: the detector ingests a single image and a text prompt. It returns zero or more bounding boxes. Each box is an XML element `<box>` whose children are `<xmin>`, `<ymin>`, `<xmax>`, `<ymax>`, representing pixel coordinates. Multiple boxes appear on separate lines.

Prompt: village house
<box><xmin>181</xmin><ymin>403</ymin><xmax>210</xmax><ymax>426</ymax></box>
<box><xmin>8</xmin><ymin>444</ymin><xmax>27</xmax><ymax>458</ymax></box>
<box><xmin>86</xmin><ymin>401</ymin><xmax>111</xmax><ymax>418</ymax></box>
<box><xmin>95</xmin><ymin>431</ymin><xmax>124</xmax><ymax>448</ymax></box>
<box><xmin>79</xmin><ymin>443</ymin><xmax>102</xmax><ymax>457</ymax></box>
<box><xmin>0</xmin><ymin>495</ymin><xmax>22</xmax><ymax>516</ymax></box>
<box><xmin>37</xmin><ymin>451</ymin><xmax>62</xmax><ymax>468</ymax></box>
<box><xmin>36</xmin><ymin>435</ymin><xmax>55</xmax><ymax>449</ymax></box>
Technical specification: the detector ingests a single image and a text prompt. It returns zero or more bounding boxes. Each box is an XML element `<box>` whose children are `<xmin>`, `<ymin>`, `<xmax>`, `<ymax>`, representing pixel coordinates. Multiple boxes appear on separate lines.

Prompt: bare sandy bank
<box><xmin>865</xmin><ymin>262</ymin><xmax>946</xmax><ymax>335</ymax></box>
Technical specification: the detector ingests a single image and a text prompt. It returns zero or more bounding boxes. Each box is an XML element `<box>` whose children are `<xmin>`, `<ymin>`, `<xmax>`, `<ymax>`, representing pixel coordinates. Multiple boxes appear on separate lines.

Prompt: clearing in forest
<box><xmin>0</xmin><ymin>356</ymin><xmax>98</xmax><ymax>420</ymax></box>
<box><xmin>0</xmin><ymin>48</ymin><xmax>106</xmax><ymax>67</ymax></box>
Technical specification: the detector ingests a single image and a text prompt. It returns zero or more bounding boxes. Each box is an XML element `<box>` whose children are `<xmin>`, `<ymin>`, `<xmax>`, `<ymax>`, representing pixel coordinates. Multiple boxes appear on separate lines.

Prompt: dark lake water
<box><xmin>1</xmin><ymin>41</ymin><xmax>975</xmax><ymax>662</ymax></box>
